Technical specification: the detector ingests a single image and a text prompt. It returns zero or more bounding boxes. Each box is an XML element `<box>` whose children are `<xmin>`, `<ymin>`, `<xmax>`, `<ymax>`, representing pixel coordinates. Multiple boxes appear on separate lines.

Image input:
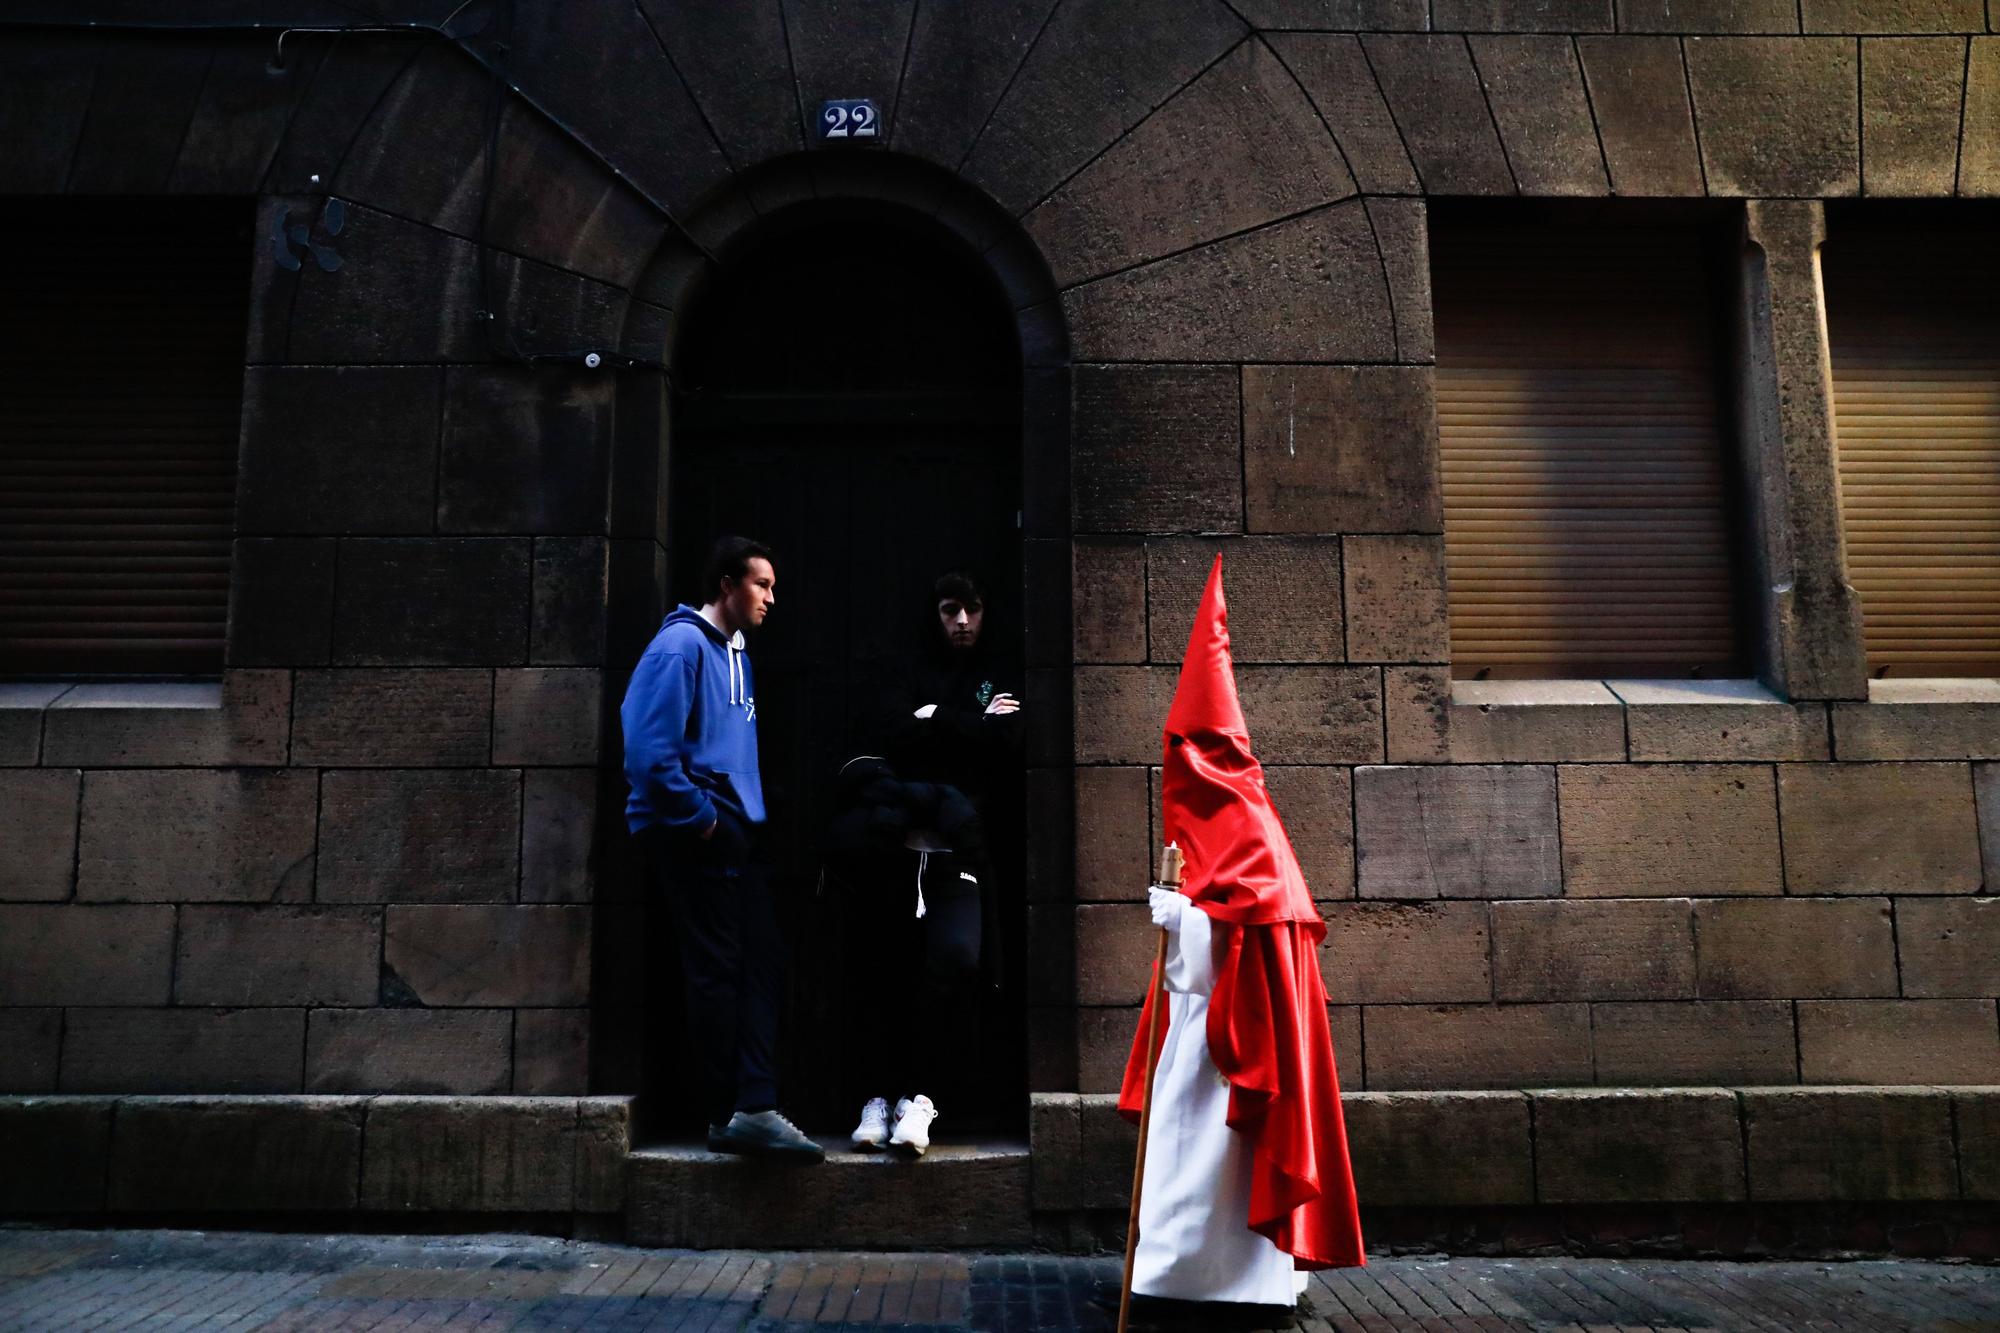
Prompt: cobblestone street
<box><xmin>1</xmin><ymin>1228</ymin><xmax>1997</xmax><ymax>1331</ymax></box>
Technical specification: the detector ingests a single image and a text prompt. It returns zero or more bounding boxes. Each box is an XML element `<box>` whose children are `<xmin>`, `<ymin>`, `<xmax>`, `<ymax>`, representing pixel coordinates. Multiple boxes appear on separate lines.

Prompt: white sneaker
<box><xmin>889</xmin><ymin>1094</ymin><xmax>938</xmax><ymax>1156</ymax></box>
<box><xmin>850</xmin><ymin>1097</ymin><xmax>890</xmax><ymax>1150</ymax></box>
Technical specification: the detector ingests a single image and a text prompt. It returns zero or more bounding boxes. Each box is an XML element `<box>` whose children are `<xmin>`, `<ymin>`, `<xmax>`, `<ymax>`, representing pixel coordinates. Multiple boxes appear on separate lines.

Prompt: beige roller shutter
<box><xmin>1432</xmin><ymin>213</ymin><xmax>1743</xmax><ymax>679</ymax></box>
<box><xmin>1824</xmin><ymin>220</ymin><xmax>2000</xmax><ymax>677</ymax></box>
<box><xmin>0</xmin><ymin>199</ymin><xmax>250</xmax><ymax>676</ymax></box>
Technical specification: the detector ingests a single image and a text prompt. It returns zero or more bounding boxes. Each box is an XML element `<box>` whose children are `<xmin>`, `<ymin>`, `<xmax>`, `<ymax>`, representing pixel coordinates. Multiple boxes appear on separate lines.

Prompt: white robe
<box><xmin>1131</xmin><ymin>894</ymin><xmax>1303</xmax><ymax>1306</ymax></box>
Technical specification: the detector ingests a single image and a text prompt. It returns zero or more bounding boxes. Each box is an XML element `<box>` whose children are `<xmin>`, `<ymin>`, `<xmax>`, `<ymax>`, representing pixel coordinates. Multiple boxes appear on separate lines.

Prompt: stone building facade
<box><xmin>2</xmin><ymin>0</ymin><xmax>1998</xmax><ymax>1251</ymax></box>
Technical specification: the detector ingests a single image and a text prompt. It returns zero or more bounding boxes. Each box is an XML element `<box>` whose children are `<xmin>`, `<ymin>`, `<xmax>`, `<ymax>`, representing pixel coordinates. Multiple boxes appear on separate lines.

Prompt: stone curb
<box><xmin>1035</xmin><ymin>1085</ymin><xmax>2000</xmax><ymax>1211</ymax></box>
<box><xmin>0</xmin><ymin>1093</ymin><xmax>632</xmax><ymax>1218</ymax></box>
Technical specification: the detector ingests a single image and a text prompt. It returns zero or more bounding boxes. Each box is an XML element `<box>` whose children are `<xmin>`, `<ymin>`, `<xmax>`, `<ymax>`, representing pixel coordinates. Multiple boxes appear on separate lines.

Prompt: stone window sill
<box><xmin>1</xmin><ymin>680</ymin><xmax>226</xmax><ymax>726</ymax></box>
<box><xmin>1865</xmin><ymin>678</ymin><xmax>2000</xmax><ymax>705</ymax></box>
<box><xmin>1830</xmin><ymin>677</ymin><xmax>2000</xmax><ymax>760</ymax></box>
<box><xmin>1445</xmin><ymin>677</ymin><xmax>1813</xmax><ymax>764</ymax></box>
<box><xmin>1450</xmin><ymin>678</ymin><xmax>1785</xmax><ymax>709</ymax></box>
<box><xmin>21</xmin><ymin>682</ymin><xmax>226</xmax><ymax>708</ymax></box>
<box><xmin>2</xmin><ymin>675</ymin><xmax>285</xmax><ymax>767</ymax></box>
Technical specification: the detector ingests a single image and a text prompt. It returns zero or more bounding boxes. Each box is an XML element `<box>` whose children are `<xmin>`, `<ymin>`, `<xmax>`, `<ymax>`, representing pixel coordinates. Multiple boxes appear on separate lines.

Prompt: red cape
<box><xmin>1118</xmin><ymin>555</ymin><xmax>1365</xmax><ymax>1270</ymax></box>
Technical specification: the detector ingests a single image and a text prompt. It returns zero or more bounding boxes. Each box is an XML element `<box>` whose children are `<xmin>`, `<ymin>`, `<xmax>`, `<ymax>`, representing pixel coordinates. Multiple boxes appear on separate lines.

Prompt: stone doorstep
<box><xmin>623</xmin><ymin>1140</ymin><xmax>1035</xmax><ymax>1250</ymax></box>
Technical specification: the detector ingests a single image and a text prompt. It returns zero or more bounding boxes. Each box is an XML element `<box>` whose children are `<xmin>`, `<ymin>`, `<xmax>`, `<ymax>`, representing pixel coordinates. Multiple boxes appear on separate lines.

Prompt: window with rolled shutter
<box><xmin>1823</xmin><ymin>210</ymin><xmax>2000</xmax><ymax>678</ymax></box>
<box><xmin>1430</xmin><ymin>205</ymin><xmax>1746</xmax><ymax>679</ymax></box>
<box><xmin>0</xmin><ymin>198</ymin><xmax>251</xmax><ymax>677</ymax></box>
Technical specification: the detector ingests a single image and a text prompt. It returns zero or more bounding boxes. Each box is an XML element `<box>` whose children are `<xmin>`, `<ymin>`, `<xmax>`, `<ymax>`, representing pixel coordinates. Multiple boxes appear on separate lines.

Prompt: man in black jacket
<box><xmin>875</xmin><ymin>570</ymin><xmax>1023</xmax><ymax>803</ymax></box>
<box><xmin>831</xmin><ymin>570</ymin><xmax>1024</xmax><ymax>1155</ymax></box>
<box><xmin>875</xmin><ymin>569</ymin><xmax>1023</xmax><ymax>989</ymax></box>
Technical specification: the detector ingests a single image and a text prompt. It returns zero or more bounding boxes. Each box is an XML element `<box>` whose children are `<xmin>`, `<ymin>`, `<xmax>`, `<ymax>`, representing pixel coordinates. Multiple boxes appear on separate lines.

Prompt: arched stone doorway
<box><xmin>602</xmin><ymin>154</ymin><xmax>1072</xmax><ymax>1143</ymax></box>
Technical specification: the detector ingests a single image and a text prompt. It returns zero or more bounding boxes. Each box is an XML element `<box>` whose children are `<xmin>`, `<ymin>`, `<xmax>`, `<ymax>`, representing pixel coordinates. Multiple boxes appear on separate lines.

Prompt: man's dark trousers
<box><xmin>642</xmin><ymin>811</ymin><xmax>781</xmax><ymax>1126</ymax></box>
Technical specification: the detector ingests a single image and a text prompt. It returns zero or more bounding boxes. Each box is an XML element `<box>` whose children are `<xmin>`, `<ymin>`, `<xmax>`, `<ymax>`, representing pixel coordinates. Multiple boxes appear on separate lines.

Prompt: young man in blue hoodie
<box><xmin>622</xmin><ymin>535</ymin><xmax>823</xmax><ymax>1161</ymax></box>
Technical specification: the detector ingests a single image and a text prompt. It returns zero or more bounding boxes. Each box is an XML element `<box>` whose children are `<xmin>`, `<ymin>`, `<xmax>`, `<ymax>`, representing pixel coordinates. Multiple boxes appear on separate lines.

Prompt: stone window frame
<box><xmin>0</xmin><ymin>192</ymin><xmax>267</xmax><ymax>764</ymax></box>
<box><xmin>1431</xmin><ymin>198</ymin><xmax>2000</xmax><ymax>763</ymax></box>
<box><xmin>1430</xmin><ymin>198</ymin><xmax>1754</xmax><ymax>684</ymax></box>
<box><xmin>1816</xmin><ymin>199</ymin><xmax>2000</xmax><ymax>686</ymax></box>
<box><xmin>0</xmin><ymin>195</ymin><xmax>254</xmax><ymax>689</ymax></box>
<box><xmin>0</xmin><ymin>675</ymin><xmax>290</xmax><ymax>770</ymax></box>
<box><xmin>1437</xmin><ymin>201</ymin><xmax>1893</xmax><ymax>746</ymax></box>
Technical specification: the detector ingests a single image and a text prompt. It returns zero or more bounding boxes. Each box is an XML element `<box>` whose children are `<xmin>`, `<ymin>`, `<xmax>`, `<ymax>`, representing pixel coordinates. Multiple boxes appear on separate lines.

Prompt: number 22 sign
<box><xmin>820</xmin><ymin>99</ymin><xmax>880</xmax><ymax>142</ymax></box>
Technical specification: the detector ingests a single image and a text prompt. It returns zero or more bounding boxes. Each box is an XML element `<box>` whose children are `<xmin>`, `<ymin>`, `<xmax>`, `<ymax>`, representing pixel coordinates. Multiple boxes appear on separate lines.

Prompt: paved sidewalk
<box><xmin>2</xmin><ymin>1227</ymin><xmax>1997</xmax><ymax>1331</ymax></box>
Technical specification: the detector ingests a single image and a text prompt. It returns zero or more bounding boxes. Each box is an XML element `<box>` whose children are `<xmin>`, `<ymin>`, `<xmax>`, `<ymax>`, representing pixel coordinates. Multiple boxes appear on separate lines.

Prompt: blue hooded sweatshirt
<box><xmin>621</xmin><ymin>605</ymin><xmax>766</xmax><ymax>835</ymax></box>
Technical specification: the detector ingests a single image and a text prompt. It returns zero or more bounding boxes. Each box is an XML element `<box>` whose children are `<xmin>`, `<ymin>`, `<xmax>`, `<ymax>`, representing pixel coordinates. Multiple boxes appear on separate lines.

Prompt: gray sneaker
<box><xmin>707</xmin><ymin>1109</ymin><xmax>825</xmax><ymax>1162</ymax></box>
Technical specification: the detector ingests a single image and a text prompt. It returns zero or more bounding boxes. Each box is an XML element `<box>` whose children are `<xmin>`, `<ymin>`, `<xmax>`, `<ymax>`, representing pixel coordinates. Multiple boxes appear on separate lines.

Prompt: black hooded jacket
<box><xmin>822</xmin><ymin>755</ymin><xmax>999</xmax><ymax>988</ymax></box>
<box><xmin>869</xmin><ymin>614</ymin><xmax>1023</xmax><ymax>806</ymax></box>
<box><xmin>822</xmin><ymin>755</ymin><xmax>987</xmax><ymax>867</ymax></box>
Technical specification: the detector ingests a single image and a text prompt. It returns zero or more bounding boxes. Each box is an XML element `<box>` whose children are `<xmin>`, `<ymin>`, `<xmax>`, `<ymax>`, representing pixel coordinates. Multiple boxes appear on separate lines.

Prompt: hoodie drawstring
<box><xmin>724</xmin><ymin>632</ymin><xmax>753</xmax><ymax>718</ymax></box>
<box><xmin>915</xmin><ymin>851</ymin><xmax>928</xmax><ymax>919</ymax></box>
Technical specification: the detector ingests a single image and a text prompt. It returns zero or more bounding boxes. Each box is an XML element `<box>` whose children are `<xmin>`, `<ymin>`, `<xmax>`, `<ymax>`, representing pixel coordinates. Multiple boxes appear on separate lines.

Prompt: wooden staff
<box><xmin>1117</xmin><ymin>842</ymin><xmax>1183</xmax><ymax>1333</ymax></box>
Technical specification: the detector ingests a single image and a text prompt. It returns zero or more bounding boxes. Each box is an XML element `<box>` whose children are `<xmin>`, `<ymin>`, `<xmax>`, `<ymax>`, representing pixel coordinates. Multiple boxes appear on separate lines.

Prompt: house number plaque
<box><xmin>819</xmin><ymin>99</ymin><xmax>880</xmax><ymax>142</ymax></box>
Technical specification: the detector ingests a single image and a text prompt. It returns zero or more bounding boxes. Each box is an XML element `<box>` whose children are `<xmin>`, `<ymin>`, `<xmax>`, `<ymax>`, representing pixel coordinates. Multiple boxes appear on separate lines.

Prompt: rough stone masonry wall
<box><xmin>2</xmin><ymin>0</ymin><xmax>2000</xmax><ymax>1114</ymax></box>
<box><xmin>1045</xmin><ymin>0</ymin><xmax>2000</xmax><ymax>1096</ymax></box>
<box><xmin>0</xmin><ymin>27</ymin><xmax>668</xmax><ymax>1098</ymax></box>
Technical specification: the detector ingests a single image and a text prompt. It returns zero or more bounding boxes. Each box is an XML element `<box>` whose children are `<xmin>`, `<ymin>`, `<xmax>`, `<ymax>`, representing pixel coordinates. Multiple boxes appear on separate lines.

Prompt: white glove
<box><xmin>1148</xmin><ymin>885</ymin><xmax>1183</xmax><ymax>931</ymax></box>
